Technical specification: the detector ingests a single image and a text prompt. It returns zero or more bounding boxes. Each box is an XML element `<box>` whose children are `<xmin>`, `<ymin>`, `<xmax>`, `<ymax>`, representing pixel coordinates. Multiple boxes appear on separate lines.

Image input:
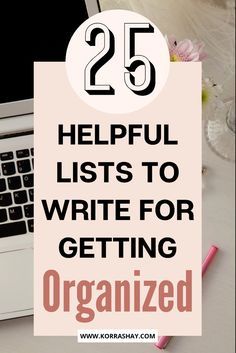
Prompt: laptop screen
<box><xmin>0</xmin><ymin>2</ymin><xmax>90</xmax><ymax>104</ymax></box>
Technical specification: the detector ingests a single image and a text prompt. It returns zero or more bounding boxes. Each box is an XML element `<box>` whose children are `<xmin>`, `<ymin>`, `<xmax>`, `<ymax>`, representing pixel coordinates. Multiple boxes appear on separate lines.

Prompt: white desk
<box><xmin>0</xmin><ymin>1</ymin><xmax>234</xmax><ymax>352</ymax></box>
<box><xmin>0</xmin><ymin>132</ymin><xmax>234</xmax><ymax>353</ymax></box>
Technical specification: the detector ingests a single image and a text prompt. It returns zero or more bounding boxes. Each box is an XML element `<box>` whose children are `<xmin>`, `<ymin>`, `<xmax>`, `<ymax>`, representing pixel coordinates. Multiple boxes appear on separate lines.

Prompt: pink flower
<box><xmin>166</xmin><ymin>35</ymin><xmax>207</xmax><ymax>62</ymax></box>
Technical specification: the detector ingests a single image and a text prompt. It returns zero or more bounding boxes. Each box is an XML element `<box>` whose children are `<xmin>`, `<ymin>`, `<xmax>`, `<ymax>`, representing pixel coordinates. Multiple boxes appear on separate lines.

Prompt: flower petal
<box><xmin>177</xmin><ymin>39</ymin><xmax>194</xmax><ymax>55</ymax></box>
<box><xmin>165</xmin><ymin>35</ymin><xmax>177</xmax><ymax>49</ymax></box>
<box><xmin>199</xmin><ymin>51</ymin><xmax>208</xmax><ymax>60</ymax></box>
<box><xmin>186</xmin><ymin>52</ymin><xmax>200</xmax><ymax>61</ymax></box>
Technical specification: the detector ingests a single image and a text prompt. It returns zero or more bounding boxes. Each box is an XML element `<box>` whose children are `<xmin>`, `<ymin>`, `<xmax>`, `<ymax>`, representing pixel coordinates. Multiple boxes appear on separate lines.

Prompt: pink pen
<box><xmin>155</xmin><ymin>245</ymin><xmax>219</xmax><ymax>350</ymax></box>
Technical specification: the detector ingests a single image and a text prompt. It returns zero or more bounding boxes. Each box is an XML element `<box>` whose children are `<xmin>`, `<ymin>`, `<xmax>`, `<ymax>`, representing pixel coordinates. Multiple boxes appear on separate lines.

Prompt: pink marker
<box><xmin>155</xmin><ymin>245</ymin><xmax>219</xmax><ymax>350</ymax></box>
<box><xmin>202</xmin><ymin>245</ymin><xmax>218</xmax><ymax>276</ymax></box>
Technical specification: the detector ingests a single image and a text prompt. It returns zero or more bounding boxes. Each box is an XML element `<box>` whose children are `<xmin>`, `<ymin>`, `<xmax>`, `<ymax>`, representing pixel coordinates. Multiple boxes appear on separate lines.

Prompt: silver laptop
<box><xmin>0</xmin><ymin>0</ymin><xmax>100</xmax><ymax>320</ymax></box>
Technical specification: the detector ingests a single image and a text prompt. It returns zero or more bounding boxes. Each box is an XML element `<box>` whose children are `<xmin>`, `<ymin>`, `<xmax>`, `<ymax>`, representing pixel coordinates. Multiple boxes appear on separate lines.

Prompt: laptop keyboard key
<box><xmin>31</xmin><ymin>148</ymin><xmax>34</xmax><ymax>156</ymax></box>
<box><xmin>24</xmin><ymin>204</ymin><xmax>34</xmax><ymax>218</ymax></box>
<box><xmin>2</xmin><ymin>162</ymin><xmax>16</xmax><ymax>176</ymax></box>
<box><xmin>17</xmin><ymin>159</ymin><xmax>31</xmax><ymax>173</ymax></box>
<box><xmin>27</xmin><ymin>219</ymin><xmax>34</xmax><ymax>233</ymax></box>
<box><xmin>8</xmin><ymin>176</ymin><xmax>22</xmax><ymax>190</ymax></box>
<box><xmin>23</xmin><ymin>174</ymin><xmax>33</xmax><ymax>187</ymax></box>
<box><xmin>16</xmin><ymin>149</ymin><xmax>30</xmax><ymax>158</ymax></box>
<box><xmin>0</xmin><ymin>193</ymin><xmax>12</xmax><ymax>207</ymax></box>
<box><xmin>0</xmin><ymin>209</ymin><xmax>8</xmax><ymax>223</ymax></box>
<box><xmin>13</xmin><ymin>190</ymin><xmax>28</xmax><ymax>204</ymax></box>
<box><xmin>0</xmin><ymin>152</ymin><xmax>14</xmax><ymax>161</ymax></box>
<box><xmin>0</xmin><ymin>221</ymin><xmax>27</xmax><ymax>238</ymax></box>
<box><xmin>9</xmin><ymin>206</ymin><xmax>23</xmax><ymax>221</ymax></box>
<box><xmin>29</xmin><ymin>189</ymin><xmax>34</xmax><ymax>202</ymax></box>
<box><xmin>0</xmin><ymin>178</ymin><xmax>6</xmax><ymax>192</ymax></box>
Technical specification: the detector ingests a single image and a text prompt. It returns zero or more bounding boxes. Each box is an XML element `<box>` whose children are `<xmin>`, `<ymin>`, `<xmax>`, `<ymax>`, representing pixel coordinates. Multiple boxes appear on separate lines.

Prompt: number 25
<box><xmin>85</xmin><ymin>23</ymin><xmax>156</xmax><ymax>96</ymax></box>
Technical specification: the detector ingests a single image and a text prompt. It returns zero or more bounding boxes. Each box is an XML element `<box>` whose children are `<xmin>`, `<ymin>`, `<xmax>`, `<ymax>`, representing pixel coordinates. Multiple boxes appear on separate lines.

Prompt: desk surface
<box><xmin>0</xmin><ymin>133</ymin><xmax>235</xmax><ymax>353</ymax></box>
<box><xmin>0</xmin><ymin>1</ymin><xmax>235</xmax><ymax>352</ymax></box>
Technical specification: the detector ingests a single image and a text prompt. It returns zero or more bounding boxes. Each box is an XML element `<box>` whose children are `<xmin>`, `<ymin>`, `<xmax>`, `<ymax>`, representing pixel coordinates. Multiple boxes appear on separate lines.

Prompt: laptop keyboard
<box><xmin>0</xmin><ymin>148</ymin><xmax>34</xmax><ymax>238</ymax></box>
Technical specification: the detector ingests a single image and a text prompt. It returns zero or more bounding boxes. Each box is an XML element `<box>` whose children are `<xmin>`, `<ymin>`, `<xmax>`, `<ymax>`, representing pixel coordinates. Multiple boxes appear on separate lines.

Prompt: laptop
<box><xmin>0</xmin><ymin>0</ymin><xmax>101</xmax><ymax>320</ymax></box>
